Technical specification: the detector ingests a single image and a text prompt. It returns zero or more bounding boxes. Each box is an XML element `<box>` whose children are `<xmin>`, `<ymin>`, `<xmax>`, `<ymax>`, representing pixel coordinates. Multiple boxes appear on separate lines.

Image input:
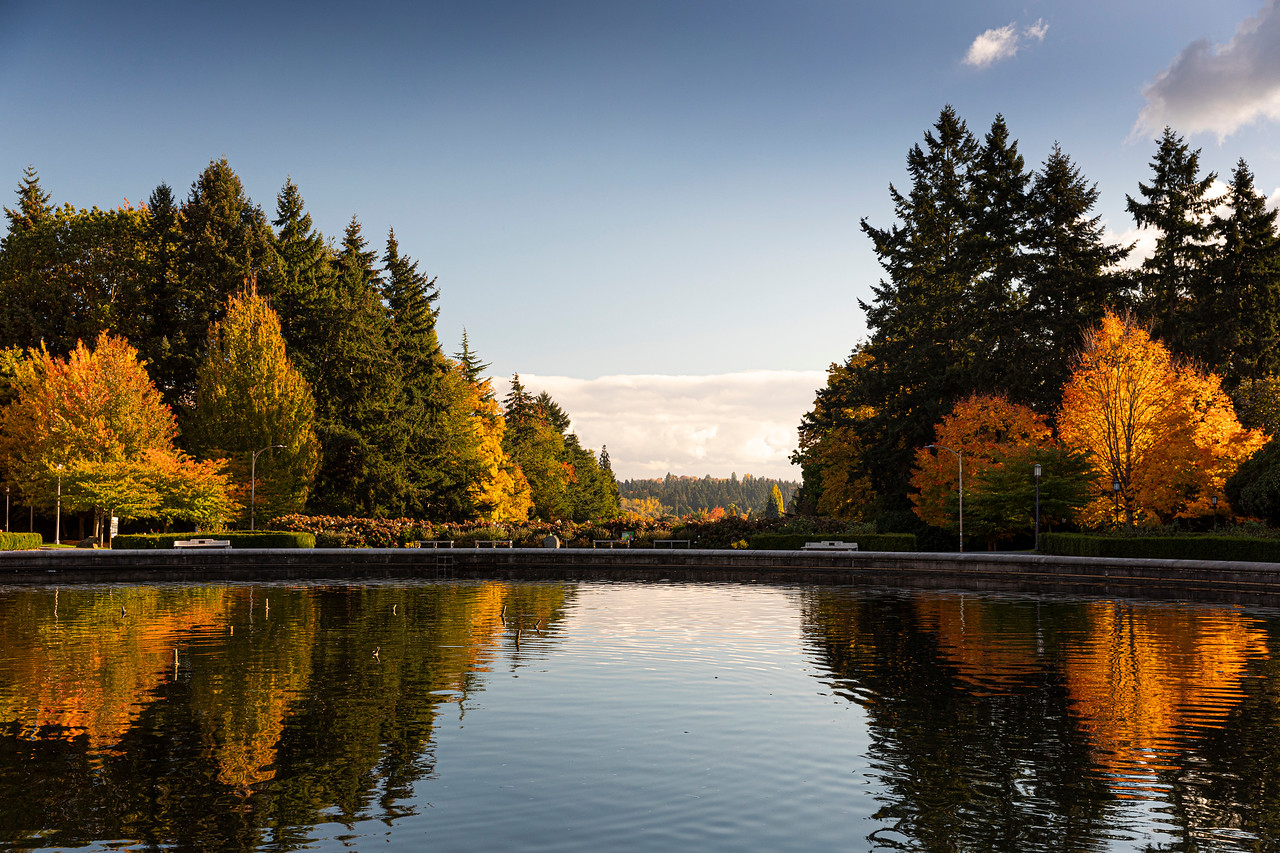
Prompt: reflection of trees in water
<box><xmin>0</xmin><ymin>581</ymin><xmax>574</xmax><ymax>851</ymax></box>
<box><xmin>801</xmin><ymin>590</ymin><xmax>1277</xmax><ymax>851</ymax></box>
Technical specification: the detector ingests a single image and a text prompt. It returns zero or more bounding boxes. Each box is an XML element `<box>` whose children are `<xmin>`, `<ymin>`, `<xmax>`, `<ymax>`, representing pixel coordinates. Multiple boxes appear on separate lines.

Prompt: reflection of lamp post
<box><xmin>54</xmin><ymin>465</ymin><xmax>63</xmax><ymax>545</ymax></box>
<box><xmin>1112</xmin><ymin>478</ymin><xmax>1122</xmax><ymax>527</ymax></box>
<box><xmin>1211</xmin><ymin>494</ymin><xmax>1218</xmax><ymax>531</ymax></box>
<box><xmin>1034</xmin><ymin>462</ymin><xmax>1042</xmax><ymax>552</ymax></box>
<box><xmin>250</xmin><ymin>445</ymin><xmax>285</xmax><ymax>531</ymax></box>
<box><xmin>927</xmin><ymin>444</ymin><xmax>964</xmax><ymax>552</ymax></box>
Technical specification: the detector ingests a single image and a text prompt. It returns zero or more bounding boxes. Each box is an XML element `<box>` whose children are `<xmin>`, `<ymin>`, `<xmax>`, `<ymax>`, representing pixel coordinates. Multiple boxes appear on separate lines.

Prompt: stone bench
<box><xmin>592</xmin><ymin>539</ymin><xmax>629</xmax><ymax>548</ymax></box>
<box><xmin>475</xmin><ymin>540</ymin><xmax>513</xmax><ymax>548</ymax></box>
<box><xmin>414</xmin><ymin>540</ymin><xmax>454</xmax><ymax>548</ymax></box>
<box><xmin>654</xmin><ymin>539</ymin><xmax>691</xmax><ymax>549</ymax></box>
<box><xmin>801</xmin><ymin>540</ymin><xmax>859</xmax><ymax>551</ymax></box>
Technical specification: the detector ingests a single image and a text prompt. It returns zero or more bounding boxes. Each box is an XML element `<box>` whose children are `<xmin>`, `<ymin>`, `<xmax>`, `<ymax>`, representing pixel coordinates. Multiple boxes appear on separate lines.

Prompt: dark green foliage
<box><xmin>1040</xmin><ymin>532</ymin><xmax>1280</xmax><ymax>562</ymax></box>
<box><xmin>1126</xmin><ymin>127</ymin><xmax>1217</xmax><ymax>359</ymax></box>
<box><xmin>620</xmin><ymin>473</ymin><xmax>799</xmax><ymax>516</ymax></box>
<box><xmin>748</xmin><ymin>532</ymin><xmax>915</xmax><ymax>551</ymax></box>
<box><xmin>0</xmin><ymin>532</ymin><xmax>42</xmax><ymax>550</ymax></box>
<box><xmin>1200</xmin><ymin>160</ymin><xmax>1280</xmax><ymax>385</ymax></box>
<box><xmin>111</xmin><ymin>531</ymin><xmax>315</xmax><ymax>549</ymax></box>
<box><xmin>1226</xmin><ymin>439</ymin><xmax>1280</xmax><ymax>525</ymax></box>
<box><xmin>502</xmin><ymin>379</ymin><xmax>619</xmax><ymax>522</ymax></box>
<box><xmin>168</xmin><ymin>159</ymin><xmax>278</xmax><ymax>415</ymax></box>
<box><xmin>455</xmin><ymin>328</ymin><xmax>491</xmax><ymax>387</ymax></box>
<box><xmin>966</xmin><ymin>446</ymin><xmax>1091</xmax><ymax>547</ymax></box>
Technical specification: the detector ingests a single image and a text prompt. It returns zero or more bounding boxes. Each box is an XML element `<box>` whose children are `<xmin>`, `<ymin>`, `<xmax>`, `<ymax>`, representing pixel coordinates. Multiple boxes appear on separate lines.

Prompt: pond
<box><xmin>0</xmin><ymin>580</ymin><xmax>1277</xmax><ymax>851</ymax></box>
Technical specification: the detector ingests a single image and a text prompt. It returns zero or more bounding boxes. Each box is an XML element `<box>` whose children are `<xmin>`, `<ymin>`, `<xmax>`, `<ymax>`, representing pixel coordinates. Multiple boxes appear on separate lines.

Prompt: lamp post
<box><xmin>1211</xmin><ymin>494</ymin><xmax>1218</xmax><ymax>531</ymax></box>
<box><xmin>927</xmin><ymin>444</ymin><xmax>963</xmax><ymax>552</ymax></box>
<box><xmin>1033</xmin><ymin>462</ymin><xmax>1042</xmax><ymax>552</ymax></box>
<box><xmin>1112</xmin><ymin>478</ymin><xmax>1122</xmax><ymax>527</ymax></box>
<box><xmin>250</xmin><ymin>444</ymin><xmax>285</xmax><ymax>531</ymax></box>
<box><xmin>4</xmin><ymin>485</ymin><xmax>8</xmax><ymax>533</ymax></box>
<box><xmin>54</xmin><ymin>464</ymin><xmax>63</xmax><ymax>546</ymax></box>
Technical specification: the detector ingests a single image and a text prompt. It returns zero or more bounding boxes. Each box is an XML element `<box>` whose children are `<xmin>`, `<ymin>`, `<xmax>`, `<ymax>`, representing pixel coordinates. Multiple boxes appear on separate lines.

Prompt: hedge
<box><xmin>112</xmin><ymin>531</ymin><xmax>315</xmax><ymax>550</ymax></box>
<box><xmin>0</xmin><ymin>532</ymin><xmax>43</xmax><ymax>551</ymax></box>
<box><xmin>749</xmin><ymin>533</ymin><xmax>916</xmax><ymax>552</ymax></box>
<box><xmin>1041</xmin><ymin>532</ymin><xmax>1280</xmax><ymax>562</ymax></box>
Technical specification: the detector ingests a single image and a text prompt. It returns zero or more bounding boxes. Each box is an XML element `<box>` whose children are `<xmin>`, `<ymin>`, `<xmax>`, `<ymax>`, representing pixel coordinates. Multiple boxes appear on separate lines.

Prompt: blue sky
<box><xmin>3</xmin><ymin>0</ymin><xmax>1279</xmax><ymax>478</ymax></box>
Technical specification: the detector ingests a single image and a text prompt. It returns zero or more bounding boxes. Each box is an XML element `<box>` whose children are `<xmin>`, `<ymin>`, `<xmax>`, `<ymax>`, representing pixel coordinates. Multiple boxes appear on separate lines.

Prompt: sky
<box><xmin>3</xmin><ymin>0</ymin><xmax>1280</xmax><ymax>480</ymax></box>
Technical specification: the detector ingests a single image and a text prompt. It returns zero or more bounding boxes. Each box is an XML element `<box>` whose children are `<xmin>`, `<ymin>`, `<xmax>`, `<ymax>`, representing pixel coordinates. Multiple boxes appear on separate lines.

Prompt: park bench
<box><xmin>414</xmin><ymin>540</ymin><xmax>454</xmax><ymax>548</ymax></box>
<box><xmin>801</xmin><ymin>540</ymin><xmax>859</xmax><ymax>551</ymax></box>
<box><xmin>654</xmin><ymin>539</ymin><xmax>691</xmax><ymax>548</ymax></box>
<box><xmin>475</xmin><ymin>540</ymin><xmax>513</xmax><ymax>548</ymax></box>
<box><xmin>173</xmin><ymin>538</ymin><xmax>232</xmax><ymax>549</ymax></box>
<box><xmin>592</xmin><ymin>539</ymin><xmax>629</xmax><ymax>548</ymax></box>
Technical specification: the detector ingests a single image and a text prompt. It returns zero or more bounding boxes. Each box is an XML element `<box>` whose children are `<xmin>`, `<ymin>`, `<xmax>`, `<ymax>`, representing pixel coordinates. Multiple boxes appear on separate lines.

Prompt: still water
<box><xmin>0</xmin><ymin>580</ymin><xmax>1277</xmax><ymax>851</ymax></box>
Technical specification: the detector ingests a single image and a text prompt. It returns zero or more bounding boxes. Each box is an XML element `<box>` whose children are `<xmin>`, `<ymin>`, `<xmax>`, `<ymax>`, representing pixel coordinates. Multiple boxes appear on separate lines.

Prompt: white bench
<box><xmin>415</xmin><ymin>540</ymin><xmax>454</xmax><ymax>548</ymax></box>
<box><xmin>173</xmin><ymin>538</ymin><xmax>232</xmax><ymax>549</ymax></box>
<box><xmin>654</xmin><ymin>539</ymin><xmax>691</xmax><ymax>548</ymax></box>
<box><xmin>475</xmin><ymin>540</ymin><xmax>513</xmax><ymax>548</ymax></box>
<box><xmin>592</xmin><ymin>539</ymin><xmax>629</xmax><ymax>548</ymax></box>
<box><xmin>801</xmin><ymin>540</ymin><xmax>859</xmax><ymax>551</ymax></box>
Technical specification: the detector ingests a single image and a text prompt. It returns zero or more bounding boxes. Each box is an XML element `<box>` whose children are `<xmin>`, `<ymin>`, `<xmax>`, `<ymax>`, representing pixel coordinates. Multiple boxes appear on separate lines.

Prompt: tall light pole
<box><xmin>927</xmin><ymin>444</ymin><xmax>963</xmax><ymax>552</ymax></box>
<box><xmin>4</xmin><ymin>485</ymin><xmax>9</xmax><ymax>533</ymax></box>
<box><xmin>1112</xmin><ymin>478</ymin><xmax>1122</xmax><ymax>528</ymax></box>
<box><xmin>54</xmin><ymin>464</ymin><xmax>63</xmax><ymax>545</ymax></box>
<box><xmin>1211</xmin><ymin>494</ymin><xmax>1218</xmax><ymax>531</ymax></box>
<box><xmin>250</xmin><ymin>444</ymin><xmax>285</xmax><ymax>531</ymax></box>
<box><xmin>1033</xmin><ymin>462</ymin><xmax>1042</xmax><ymax>552</ymax></box>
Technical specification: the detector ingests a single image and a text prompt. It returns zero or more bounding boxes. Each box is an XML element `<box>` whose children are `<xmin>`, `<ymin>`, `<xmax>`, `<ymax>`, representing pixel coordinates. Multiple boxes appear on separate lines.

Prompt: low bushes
<box><xmin>112</xmin><ymin>531</ymin><xmax>315</xmax><ymax>549</ymax></box>
<box><xmin>1041</xmin><ymin>532</ymin><xmax>1280</xmax><ymax>562</ymax></box>
<box><xmin>0</xmin><ymin>532</ymin><xmax>43</xmax><ymax>550</ymax></box>
<box><xmin>749</xmin><ymin>533</ymin><xmax>916</xmax><ymax>551</ymax></box>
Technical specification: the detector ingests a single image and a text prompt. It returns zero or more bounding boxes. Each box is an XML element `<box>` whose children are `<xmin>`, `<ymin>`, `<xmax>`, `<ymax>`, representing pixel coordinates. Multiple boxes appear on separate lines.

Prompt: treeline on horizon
<box><xmin>0</xmin><ymin>161</ymin><xmax>620</xmax><ymax>528</ymax></box>
<box><xmin>618</xmin><ymin>473</ymin><xmax>799</xmax><ymax>518</ymax></box>
<box><xmin>794</xmin><ymin>106</ymin><xmax>1280</xmax><ymax>540</ymax></box>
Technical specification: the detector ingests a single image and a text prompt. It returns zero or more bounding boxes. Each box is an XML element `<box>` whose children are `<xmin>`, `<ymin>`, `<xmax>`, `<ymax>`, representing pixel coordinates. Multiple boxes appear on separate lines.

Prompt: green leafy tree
<box><xmin>190</xmin><ymin>286</ymin><xmax>321</xmax><ymax>525</ymax></box>
<box><xmin>763</xmin><ymin>483</ymin><xmax>786</xmax><ymax>519</ymax></box>
<box><xmin>965</xmin><ymin>446</ymin><xmax>1091</xmax><ymax>547</ymax></box>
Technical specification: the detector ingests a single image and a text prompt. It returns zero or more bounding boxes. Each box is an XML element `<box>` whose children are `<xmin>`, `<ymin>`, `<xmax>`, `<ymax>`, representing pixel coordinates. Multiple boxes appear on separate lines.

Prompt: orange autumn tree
<box><xmin>910</xmin><ymin>394</ymin><xmax>1055</xmax><ymax>532</ymax></box>
<box><xmin>0</xmin><ymin>333</ymin><xmax>235</xmax><ymax>539</ymax></box>
<box><xmin>1057</xmin><ymin>312</ymin><xmax>1266</xmax><ymax>527</ymax></box>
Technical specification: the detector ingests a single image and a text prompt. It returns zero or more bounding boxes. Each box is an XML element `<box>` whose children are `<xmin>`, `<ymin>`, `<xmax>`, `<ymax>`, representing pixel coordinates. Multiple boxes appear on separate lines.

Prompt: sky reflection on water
<box><xmin>0</xmin><ymin>581</ymin><xmax>1276</xmax><ymax>851</ymax></box>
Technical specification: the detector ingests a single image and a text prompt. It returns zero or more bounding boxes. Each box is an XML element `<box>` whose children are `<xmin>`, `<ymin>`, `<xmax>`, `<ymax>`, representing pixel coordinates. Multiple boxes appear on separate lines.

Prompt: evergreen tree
<box><xmin>455</xmin><ymin>328</ymin><xmax>491</xmax><ymax>386</ymax></box>
<box><xmin>170</xmin><ymin>159</ymin><xmax>278</xmax><ymax>415</ymax></box>
<box><xmin>2</xmin><ymin>165</ymin><xmax>52</xmax><ymax>233</ymax></box>
<box><xmin>764</xmin><ymin>484</ymin><xmax>786</xmax><ymax>519</ymax></box>
<box><xmin>307</xmin><ymin>218</ymin><xmax>405</xmax><ymax>515</ymax></box>
<box><xmin>1125</xmin><ymin>128</ymin><xmax>1216</xmax><ymax>357</ymax></box>
<box><xmin>1020</xmin><ymin>144</ymin><xmax>1131</xmax><ymax>411</ymax></box>
<box><xmin>1202</xmin><ymin>159</ymin><xmax>1280</xmax><ymax>385</ymax></box>
<box><xmin>270</xmin><ymin>178</ymin><xmax>333</xmax><ymax>382</ymax></box>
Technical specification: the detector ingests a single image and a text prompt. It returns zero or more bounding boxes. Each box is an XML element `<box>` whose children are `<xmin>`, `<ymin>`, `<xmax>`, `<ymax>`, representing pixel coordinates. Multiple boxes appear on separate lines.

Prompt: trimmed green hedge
<box><xmin>112</xmin><ymin>531</ymin><xmax>315</xmax><ymax>550</ymax></box>
<box><xmin>0</xmin><ymin>532</ymin><xmax>43</xmax><ymax>551</ymax></box>
<box><xmin>749</xmin><ymin>533</ymin><xmax>916</xmax><ymax>552</ymax></box>
<box><xmin>1041</xmin><ymin>532</ymin><xmax>1280</xmax><ymax>562</ymax></box>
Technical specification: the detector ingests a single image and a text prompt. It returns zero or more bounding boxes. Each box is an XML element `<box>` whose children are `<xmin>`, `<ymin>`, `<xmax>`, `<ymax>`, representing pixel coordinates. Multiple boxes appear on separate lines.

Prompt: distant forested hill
<box><xmin>618</xmin><ymin>474</ymin><xmax>799</xmax><ymax>517</ymax></box>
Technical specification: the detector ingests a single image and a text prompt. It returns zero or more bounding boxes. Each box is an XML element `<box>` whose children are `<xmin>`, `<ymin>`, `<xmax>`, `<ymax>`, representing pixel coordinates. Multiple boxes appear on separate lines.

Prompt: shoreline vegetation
<box><xmin>5</xmin><ymin>106</ymin><xmax>1280</xmax><ymax>558</ymax></box>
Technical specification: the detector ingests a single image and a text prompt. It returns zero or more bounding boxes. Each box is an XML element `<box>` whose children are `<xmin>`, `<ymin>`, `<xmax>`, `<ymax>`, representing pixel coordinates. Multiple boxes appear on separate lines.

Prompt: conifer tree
<box><xmin>764</xmin><ymin>484</ymin><xmax>786</xmax><ymax>519</ymax></box>
<box><xmin>455</xmin><ymin>328</ymin><xmax>492</xmax><ymax>391</ymax></box>
<box><xmin>1201</xmin><ymin>159</ymin><xmax>1280</xmax><ymax>385</ymax></box>
<box><xmin>271</xmin><ymin>178</ymin><xmax>333</xmax><ymax>381</ymax></box>
<box><xmin>2</xmin><ymin>165</ymin><xmax>52</xmax><ymax>233</ymax></box>
<box><xmin>1125</xmin><ymin>128</ymin><xmax>1216</xmax><ymax>357</ymax></box>
<box><xmin>171</xmin><ymin>159</ymin><xmax>278</xmax><ymax>414</ymax></box>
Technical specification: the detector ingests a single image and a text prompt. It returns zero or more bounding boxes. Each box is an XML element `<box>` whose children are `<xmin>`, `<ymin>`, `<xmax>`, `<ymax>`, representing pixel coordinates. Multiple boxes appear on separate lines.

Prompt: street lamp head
<box><xmin>1211</xmin><ymin>495</ymin><xmax>1219</xmax><ymax>507</ymax></box>
<box><xmin>1112</xmin><ymin>479</ymin><xmax>1121</xmax><ymax>493</ymax></box>
<box><xmin>1034</xmin><ymin>463</ymin><xmax>1042</xmax><ymax>478</ymax></box>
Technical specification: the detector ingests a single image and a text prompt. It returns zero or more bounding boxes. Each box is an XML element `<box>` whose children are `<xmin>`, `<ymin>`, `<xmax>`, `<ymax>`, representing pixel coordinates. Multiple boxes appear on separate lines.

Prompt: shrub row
<box><xmin>1041</xmin><ymin>533</ymin><xmax>1280</xmax><ymax>562</ymax></box>
<box><xmin>0</xmin><ymin>532</ymin><xmax>43</xmax><ymax>551</ymax></box>
<box><xmin>273</xmin><ymin>513</ymin><xmax>892</xmax><ymax>550</ymax></box>
<box><xmin>749</xmin><ymin>533</ymin><xmax>916</xmax><ymax>552</ymax></box>
<box><xmin>112</xmin><ymin>531</ymin><xmax>315</xmax><ymax>550</ymax></box>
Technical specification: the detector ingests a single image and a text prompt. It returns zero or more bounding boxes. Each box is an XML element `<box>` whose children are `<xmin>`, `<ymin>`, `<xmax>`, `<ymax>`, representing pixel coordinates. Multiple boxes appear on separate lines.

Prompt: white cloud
<box><xmin>495</xmin><ymin>371</ymin><xmax>826</xmax><ymax>482</ymax></box>
<box><xmin>1268</xmin><ymin>187</ymin><xmax>1280</xmax><ymax>211</ymax></box>
<box><xmin>1104</xmin><ymin>179</ymin><xmax>1229</xmax><ymax>270</ymax></box>
<box><xmin>1136</xmin><ymin>0</ymin><xmax>1280</xmax><ymax>140</ymax></box>
<box><xmin>963</xmin><ymin>19</ymin><xmax>1048</xmax><ymax>68</ymax></box>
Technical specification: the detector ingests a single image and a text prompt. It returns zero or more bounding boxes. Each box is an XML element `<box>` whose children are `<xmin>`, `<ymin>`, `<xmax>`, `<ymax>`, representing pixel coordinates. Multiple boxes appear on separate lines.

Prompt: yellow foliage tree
<box><xmin>910</xmin><ymin>394</ymin><xmax>1054</xmax><ymax>529</ymax></box>
<box><xmin>465</xmin><ymin>373</ymin><xmax>533</xmax><ymax>523</ymax></box>
<box><xmin>1058</xmin><ymin>312</ymin><xmax>1266</xmax><ymax>526</ymax></box>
